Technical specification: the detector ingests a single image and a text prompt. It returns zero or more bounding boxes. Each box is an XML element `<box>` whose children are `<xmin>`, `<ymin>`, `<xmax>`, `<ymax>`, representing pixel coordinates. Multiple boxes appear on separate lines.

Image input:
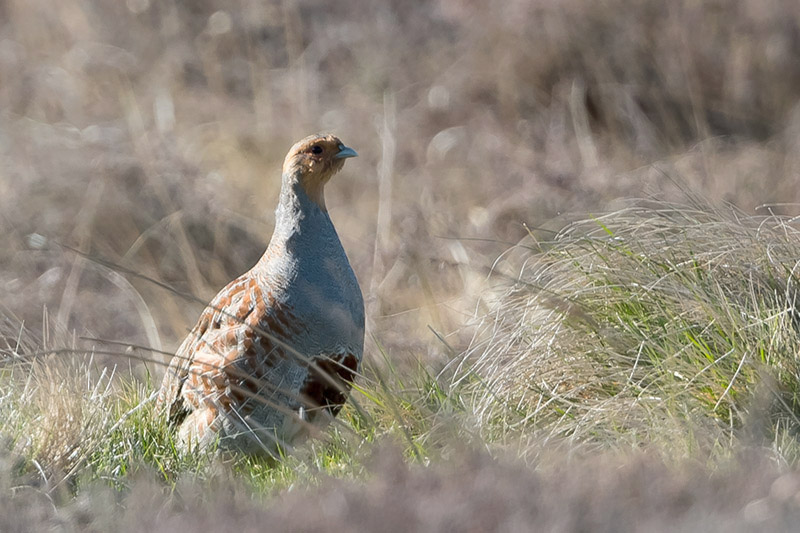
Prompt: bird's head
<box><xmin>282</xmin><ymin>134</ymin><xmax>358</xmax><ymax>211</ymax></box>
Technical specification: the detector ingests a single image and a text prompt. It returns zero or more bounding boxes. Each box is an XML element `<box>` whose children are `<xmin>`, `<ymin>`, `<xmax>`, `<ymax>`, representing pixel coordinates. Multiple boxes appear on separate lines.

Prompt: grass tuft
<box><xmin>461</xmin><ymin>201</ymin><xmax>800</xmax><ymax>461</ymax></box>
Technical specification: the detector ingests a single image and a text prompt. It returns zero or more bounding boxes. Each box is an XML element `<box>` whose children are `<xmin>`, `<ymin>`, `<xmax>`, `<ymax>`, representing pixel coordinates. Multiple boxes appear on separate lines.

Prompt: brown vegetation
<box><xmin>2</xmin><ymin>0</ymin><xmax>800</xmax><ymax>530</ymax></box>
<box><xmin>3</xmin><ymin>0</ymin><xmax>800</xmax><ymax>363</ymax></box>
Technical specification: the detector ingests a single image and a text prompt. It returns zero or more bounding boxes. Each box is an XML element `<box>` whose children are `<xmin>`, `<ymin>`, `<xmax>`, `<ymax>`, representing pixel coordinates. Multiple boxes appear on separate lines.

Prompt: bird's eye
<box><xmin>311</xmin><ymin>145</ymin><xmax>323</xmax><ymax>155</ymax></box>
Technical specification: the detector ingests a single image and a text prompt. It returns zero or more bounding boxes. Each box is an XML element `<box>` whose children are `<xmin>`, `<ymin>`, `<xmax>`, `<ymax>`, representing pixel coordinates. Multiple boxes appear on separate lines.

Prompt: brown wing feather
<box><xmin>158</xmin><ymin>271</ymin><xmax>359</xmax><ymax>445</ymax></box>
<box><xmin>157</xmin><ymin>272</ymin><xmax>319</xmax><ymax>417</ymax></box>
<box><xmin>156</xmin><ymin>274</ymin><xmax>266</xmax><ymax>423</ymax></box>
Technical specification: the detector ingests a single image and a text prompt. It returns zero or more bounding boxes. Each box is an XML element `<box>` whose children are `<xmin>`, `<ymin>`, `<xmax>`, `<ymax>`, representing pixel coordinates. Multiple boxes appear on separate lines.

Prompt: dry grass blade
<box><xmin>460</xmin><ymin>201</ymin><xmax>800</xmax><ymax>459</ymax></box>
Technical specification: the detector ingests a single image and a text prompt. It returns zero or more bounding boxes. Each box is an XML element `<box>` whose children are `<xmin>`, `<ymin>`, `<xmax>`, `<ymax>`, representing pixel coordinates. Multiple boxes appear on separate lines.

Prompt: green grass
<box><xmin>0</xmin><ymin>329</ymin><xmax>472</xmax><ymax>496</ymax></box>
<box><xmin>2</xmin><ymin>201</ymin><xmax>800</xmax><ymax>526</ymax></box>
<box><xmin>3</xmin><ymin>0</ymin><xmax>800</xmax><ymax>528</ymax></box>
<box><xmin>459</xmin><ymin>201</ymin><xmax>800</xmax><ymax>461</ymax></box>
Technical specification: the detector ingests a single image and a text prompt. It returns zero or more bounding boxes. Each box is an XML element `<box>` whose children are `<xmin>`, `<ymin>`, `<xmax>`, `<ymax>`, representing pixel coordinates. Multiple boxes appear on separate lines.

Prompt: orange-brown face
<box><xmin>283</xmin><ymin>134</ymin><xmax>357</xmax><ymax>210</ymax></box>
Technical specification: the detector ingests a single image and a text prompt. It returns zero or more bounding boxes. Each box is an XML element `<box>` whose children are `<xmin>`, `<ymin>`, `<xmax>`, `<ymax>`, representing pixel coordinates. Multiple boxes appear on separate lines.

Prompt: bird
<box><xmin>156</xmin><ymin>133</ymin><xmax>365</xmax><ymax>456</ymax></box>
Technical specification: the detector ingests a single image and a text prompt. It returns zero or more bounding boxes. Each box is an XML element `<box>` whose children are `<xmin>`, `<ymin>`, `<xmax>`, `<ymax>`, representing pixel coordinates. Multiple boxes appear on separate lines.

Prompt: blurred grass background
<box><xmin>2</xmin><ymin>0</ymin><xmax>800</xmax><ymax>530</ymax></box>
<box><xmin>4</xmin><ymin>0</ymin><xmax>800</xmax><ymax>362</ymax></box>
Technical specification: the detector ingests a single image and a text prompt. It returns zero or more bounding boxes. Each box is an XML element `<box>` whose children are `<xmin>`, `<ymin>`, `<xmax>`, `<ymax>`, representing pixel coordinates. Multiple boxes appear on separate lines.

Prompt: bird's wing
<box><xmin>157</xmin><ymin>272</ymin><xmax>361</xmax><ymax>428</ymax></box>
<box><xmin>156</xmin><ymin>274</ymin><xmax>273</xmax><ymax>424</ymax></box>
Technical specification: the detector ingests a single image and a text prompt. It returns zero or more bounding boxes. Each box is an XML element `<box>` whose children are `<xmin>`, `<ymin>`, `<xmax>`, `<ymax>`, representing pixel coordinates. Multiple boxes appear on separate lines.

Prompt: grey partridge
<box><xmin>156</xmin><ymin>134</ymin><xmax>364</xmax><ymax>455</ymax></box>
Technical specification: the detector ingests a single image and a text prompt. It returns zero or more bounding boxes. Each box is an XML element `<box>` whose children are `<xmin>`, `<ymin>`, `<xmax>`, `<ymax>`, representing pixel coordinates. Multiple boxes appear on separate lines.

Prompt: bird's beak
<box><xmin>335</xmin><ymin>145</ymin><xmax>358</xmax><ymax>159</ymax></box>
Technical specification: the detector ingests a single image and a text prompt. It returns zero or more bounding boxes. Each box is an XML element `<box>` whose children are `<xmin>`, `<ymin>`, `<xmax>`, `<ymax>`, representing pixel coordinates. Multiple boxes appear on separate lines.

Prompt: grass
<box><xmin>460</xmin><ymin>201</ymin><xmax>800</xmax><ymax>461</ymax></box>
<box><xmin>3</xmin><ymin>0</ymin><xmax>800</xmax><ymax>529</ymax></box>
<box><xmin>0</xmin><ymin>318</ymin><xmax>471</xmax><ymax>495</ymax></box>
<box><xmin>4</xmin><ymin>202</ymin><xmax>800</xmax><ymax>529</ymax></box>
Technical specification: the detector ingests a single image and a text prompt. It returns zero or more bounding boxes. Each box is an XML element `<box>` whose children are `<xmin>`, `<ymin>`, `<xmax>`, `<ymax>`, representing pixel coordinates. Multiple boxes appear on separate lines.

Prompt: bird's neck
<box><xmin>257</xmin><ymin>173</ymin><xmax>336</xmax><ymax>269</ymax></box>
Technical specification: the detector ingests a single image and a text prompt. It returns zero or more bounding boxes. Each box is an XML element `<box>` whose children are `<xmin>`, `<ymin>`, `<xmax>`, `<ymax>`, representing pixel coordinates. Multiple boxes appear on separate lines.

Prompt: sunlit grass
<box><xmin>3</xmin><ymin>0</ymin><xmax>800</xmax><ymax>527</ymax></box>
<box><xmin>4</xmin><ymin>202</ymin><xmax>800</xmax><ymax>499</ymax></box>
<box><xmin>3</xmin><ymin>201</ymin><xmax>800</xmax><ymax>529</ymax></box>
<box><xmin>0</xmin><ymin>321</ymin><xmax>474</xmax><ymax>496</ymax></box>
<box><xmin>461</xmin><ymin>201</ymin><xmax>800</xmax><ymax>462</ymax></box>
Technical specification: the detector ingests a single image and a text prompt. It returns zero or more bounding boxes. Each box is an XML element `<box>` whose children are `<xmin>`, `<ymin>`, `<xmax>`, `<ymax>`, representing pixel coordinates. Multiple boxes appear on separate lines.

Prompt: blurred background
<box><xmin>1</xmin><ymin>0</ymin><xmax>800</xmax><ymax>370</ymax></box>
